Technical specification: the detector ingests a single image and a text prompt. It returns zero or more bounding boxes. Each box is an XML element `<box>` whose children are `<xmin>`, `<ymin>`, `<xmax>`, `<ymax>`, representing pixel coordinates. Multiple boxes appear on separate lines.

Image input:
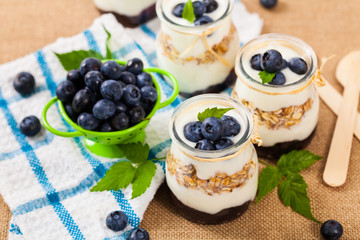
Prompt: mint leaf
<box><xmin>256</xmin><ymin>166</ymin><xmax>283</xmax><ymax>203</ymax></box>
<box><xmin>278</xmin><ymin>173</ymin><xmax>319</xmax><ymax>222</ymax></box>
<box><xmin>182</xmin><ymin>0</ymin><xmax>196</xmax><ymax>23</ymax></box>
<box><xmin>103</xmin><ymin>25</ymin><xmax>113</xmax><ymax>59</ymax></box>
<box><xmin>54</xmin><ymin>50</ymin><xmax>104</xmax><ymax>71</ymax></box>
<box><xmin>278</xmin><ymin>150</ymin><xmax>322</xmax><ymax>176</ymax></box>
<box><xmin>259</xmin><ymin>71</ymin><xmax>276</xmax><ymax>85</ymax></box>
<box><xmin>118</xmin><ymin>143</ymin><xmax>150</xmax><ymax>164</ymax></box>
<box><xmin>197</xmin><ymin>107</ymin><xmax>233</xmax><ymax>122</ymax></box>
<box><xmin>90</xmin><ymin>161</ymin><xmax>136</xmax><ymax>192</ymax></box>
<box><xmin>131</xmin><ymin>161</ymin><xmax>157</xmax><ymax>199</ymax></box>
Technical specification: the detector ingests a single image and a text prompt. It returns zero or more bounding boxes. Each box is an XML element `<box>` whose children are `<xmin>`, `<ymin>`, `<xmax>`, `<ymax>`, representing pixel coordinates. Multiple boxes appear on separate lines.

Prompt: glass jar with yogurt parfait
<box><xmin>166</xmin><ymin>94</ymin><xmax>260</xmax><ymax>224</ymax></box>
<box><xmin>156</xmin><ymin>0</ymin><xmax>240</xmax><ymax>98</ymax></box>
<box><xmin>93</xmin><ymin>0</ymin><xmax>157</xmax><ymax>27</ymax></box>
<box><xmin>232</xmin><ymin>33</ymin><xmax>323</xmax><ymax>159</ymax></box>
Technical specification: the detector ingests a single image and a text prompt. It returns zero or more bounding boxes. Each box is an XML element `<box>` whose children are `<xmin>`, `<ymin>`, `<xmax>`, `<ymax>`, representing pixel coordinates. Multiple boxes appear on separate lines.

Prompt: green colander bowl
<box><xmin>41</xmin><ymin>60</ymin><xmax>179</xmax><ymax>158</ymax></box>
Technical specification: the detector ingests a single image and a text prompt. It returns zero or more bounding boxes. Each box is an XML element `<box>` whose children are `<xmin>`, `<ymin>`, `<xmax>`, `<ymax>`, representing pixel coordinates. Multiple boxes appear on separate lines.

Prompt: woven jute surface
<box><xmin>0</xmin><ymin>0</ymin><xmax>359</xmax><ymax>239</ymax></box>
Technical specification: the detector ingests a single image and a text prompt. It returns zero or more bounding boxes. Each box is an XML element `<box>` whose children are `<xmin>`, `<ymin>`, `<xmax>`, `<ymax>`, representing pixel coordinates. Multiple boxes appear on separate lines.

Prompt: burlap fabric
<box><xmin>0</xmin><ymin>0</ymin><xmax>359</xmax><ymax>239</ymax></box>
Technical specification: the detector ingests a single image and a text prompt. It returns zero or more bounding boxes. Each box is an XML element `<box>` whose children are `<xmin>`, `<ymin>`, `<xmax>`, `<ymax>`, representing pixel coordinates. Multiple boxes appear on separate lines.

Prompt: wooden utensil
<box><xmin>323</xmin><ymin>51</ymin><xmax>360</xmax><ymax>187</ymax></box>
<box><xmin>316</xmin><ymin>77</ymin><xmax>360</xmax><ymax>140</ymax></box>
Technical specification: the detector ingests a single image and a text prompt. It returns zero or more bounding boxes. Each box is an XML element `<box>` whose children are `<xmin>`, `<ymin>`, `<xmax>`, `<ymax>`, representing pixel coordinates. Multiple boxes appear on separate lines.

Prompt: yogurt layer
<box><xmin>93</xmin><ymin>0</ymin><xmax>156</xmax><ymax>16</ymax></box>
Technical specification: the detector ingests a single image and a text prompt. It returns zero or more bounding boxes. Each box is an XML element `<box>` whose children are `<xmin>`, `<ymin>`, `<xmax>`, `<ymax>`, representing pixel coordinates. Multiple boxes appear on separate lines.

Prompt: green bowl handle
<box><xmin>41</xmin><ymin>97</ymin><xmax>84</xmax><ymax>138</ymax></box>
<box><xmin>146</xmin><ymin>67</ymin><xmax>179</xmax><ymax>109</ymax></box>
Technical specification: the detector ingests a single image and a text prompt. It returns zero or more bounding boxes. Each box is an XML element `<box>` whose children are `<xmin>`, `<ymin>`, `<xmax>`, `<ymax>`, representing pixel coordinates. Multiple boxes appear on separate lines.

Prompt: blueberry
<box><xmin>128</xmin><ymin>228</ymin><xmax>150</xmax><ymax>240</ymax></box>
<box><xmin>106</xmin><ymin>211</ymin><xmax>128</xmax><ymax>232</ymax></box>
<box><xmin>215</xmin><ymin>138</ymin><xmax>234</xmax><ymax>150</ymax></box>
<box><xmin>203</xmin><ymin>0</ymin><xmax>218</xmax><ymax>13</ymax></box>
<box><xmin>123</xmin><ymin>85</ymin><xmax>141</xmax><ymax>107</ymax></box>
<box><xmin>111</xmin><ymin>112</ymin><xmax>129</xmax><ymax>131</ymax></box>
<box><xmin>119</xmin><ymin>72</ymin><xmax>137</xmax><ymax>85</ymax></box>
<box><xmin>280</xmin><ymin>59</ymin><xmax>288</xmax><ymax>70</ymax></box>
<box><xmin>172</xmin><ymin>3</ymin><xmax>185</xmax><ymax>17</ymax></box>
<box><xmin>114</xmin><ymin>101</ymin><xmax>127</xmax><ymax>114</ymax></box>
<box><xmin>320</xmin><ymin>220</ymin><xmax>343</xmax><ymax>240</ymax></box>
<box><xmin>195</xmin><ymin>139</ymin><xmax>215</xmax><ymax>150</ymax></box>
<box><xmin>72</xmin><ymin>88</ymin><xmax>96</xmax><ymax>114</ymax></box>
<box><xmin>101</xmin><ymin>60</ymin><xmax>124</xmax><ymax>80</ymax></box>
<box><xmin>66</xmin><ymin>69</ymin><xmax>84</xmax><ymax>89</ymax></box>
<box><xmin>84</xmin><ymin>71</ymin><xmax>104</xmax><ymax>93</ymax></box>
<box><xmin>141</xmin><ymin>102</ymin><xmax>155</xmax><ymax>115</ymax></box>
<box><xmin>140</xmin><ymin>86</ymin><xmax>158</xmax><ymax>103</ymax></box>
<box><xmin>118</xmin><ymin>80</ymin><xmax>126</xmax><ymax>89</ymax></box>
<box><xmin>260</xmin><ymin>49</ymin><xmax>283</xmax><ymax>73</ymax></box>
<box><xmin>56</xmin><ymin>81</ymin><xmax>77</xmax><ymax>103</ymax></box>
<box><xmin>126</xmin><ymin>58</ymin><xmax>143</xmax><ymax>75</ymax></box>
<box><xmin>19</xmin><ymin>116</ymin><xmax>41</xmax><ymax>136</ymax></box>
<box><xmin>64</xmin><ymin>103</ymin><xmax>78</xmax><ymax>122</ymax></box>
<box><xmin>77</xmin><ymin>112</ymin><xmax>99</xmax><ymax>130</ymax></box>
<box><xmin>250</xmin><ymin>54</ymin><xmax>263</xmax><ymax>71</ymax></box>
<box><xmin>193</xmin><ymin>1</ymin><xmax>206</xmax><ymax>18</ymax></box>
<box><xmin>85</xmin><ymin>86</ymin><xmax>102</xmax><ymax>101</ymax></box>
<box><xmin>184</xmin><ymin>121</ymin><xmax>203</xmax><ymax>142</ymax></box>
<box><xmin>13</xmin><ymin>72</ymin><xmax>35</xmax><ymax>95</ymax></box>
<box><xmin>128</xmin><ymin>105</ymin><xmax>145</xmax><ymax>125</ymax></box>
<box><xmin>98</xmin><ymin>121</ymin><xmax>114</xmax><ymax>132</ymax></box>
<box><xmin>79</xmin><ymin>58</ymin><xmax>102</xmax><ymax>77</ymax></box>
<box><xmin>221</xmin><ymin>115</ymin><xmax>241</xmax><ymax>137</ymax></box>
<box><xmin>194</xmin><ymin>16</ymin><xmax>213</xmax><ymax>26</ymax></box>
<box><xmin>260</xmin><ymin>0</ymin><xmax>277</xmax><ymax>9</ymax></box>
<box><xmin>136</xmin><ymin>72</ymin><xmax>153</xmax><ymax>88</ymax></box>
<box><xmin>201</xmin><ymin>117</ymin><xmax>224</xmax><ymax>142</ymax></box>
<box><xmin>100</xmin><ymin>80</ymin><xmax>123</xmax><ymax>101</ymax></box>
<box><xmin>92</xmin><ymin>99</ymin><xmax>116</xmax><ymax>120</ymax></box>
<box><xmin>269</xmin><ymin>72</ymin><xmax>286</xmax><ymax>85</ymax></box>
<box><xmin>289</xmin><ymin>57</ymin><xmax>308</xmax><ymax>75</ymax></box>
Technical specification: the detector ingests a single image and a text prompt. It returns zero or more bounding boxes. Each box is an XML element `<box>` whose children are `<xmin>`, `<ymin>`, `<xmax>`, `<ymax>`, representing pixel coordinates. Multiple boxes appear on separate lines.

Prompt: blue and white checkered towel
<box><xmin>0</xmin><ymin>2</ymin><xmax>262</xmax><ymax>239</ymax></box>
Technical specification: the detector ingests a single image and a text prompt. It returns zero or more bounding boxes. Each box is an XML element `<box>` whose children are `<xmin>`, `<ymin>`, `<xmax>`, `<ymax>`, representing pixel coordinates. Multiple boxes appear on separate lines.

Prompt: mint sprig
<box><xmin>54</xmin><ymin>26</ymin><xmax>113</xmax><ymax>71</ymax></box>
<box><xmin>182</xmin><ymin>0</ymin><xmax>196</xmax><ymax>23</ymax></box>
<box><xmin>90</xmin><ymin>143</ymin><xmax>163</xmax><ymax>199</ymax></box>
<box><xmin>256</xmin><ymin>150</ymin><xmax>321</xmax><ymax>222</ymax></box>
<box><xmin>259</xmin><ymin>70</ymin><xmax>276</xmax><ymax>85</ymax></box>
<box><xmin>197</xmin><ymin>107</ymin><xmax>233</xmax><ymax>122</ymax></box>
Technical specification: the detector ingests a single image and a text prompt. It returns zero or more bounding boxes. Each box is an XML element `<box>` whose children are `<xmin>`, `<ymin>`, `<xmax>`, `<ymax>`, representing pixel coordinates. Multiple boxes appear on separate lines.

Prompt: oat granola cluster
<box><xmin>166</xmin><ymin>151</ymin><xmax>256</xmax><ymax>196</ymax></box>
<box><xmin>158</xmin><ymin>24</ymin><xmax>236</xmax><ymax>65</ymax></box>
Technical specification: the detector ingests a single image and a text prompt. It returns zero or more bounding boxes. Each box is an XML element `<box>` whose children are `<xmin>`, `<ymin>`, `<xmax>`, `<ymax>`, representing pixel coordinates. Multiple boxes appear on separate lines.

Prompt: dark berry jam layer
<box><xmin>179</xmin><ymin>69</ymin><xmax>237</xmax><ymax>98</ymax></box>
<box><xmin>255</xmin><ymin>128</ymin><xmax>316</xmax><ymax>160</ymax></box>
<box><xmin>98</xmin><ymin>4</ymin><xmax>156</xmax><ymax>28</ymax></box>
<box><xmin>170</xmin><ymin>191</ymin><xmax>251</xmax><ymax>225</ymax></box>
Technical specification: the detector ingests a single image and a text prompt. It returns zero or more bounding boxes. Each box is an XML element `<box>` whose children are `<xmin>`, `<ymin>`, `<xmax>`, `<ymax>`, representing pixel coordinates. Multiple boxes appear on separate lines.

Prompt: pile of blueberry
<box><xmin>184</xmin><ymin>115</ymin><xmax>240</xmax><ymax>150</ymax></box>
<box><xmin>250</xmin><ymin>49</ymin><xmax>308</xmax><ymax>85</ymax></box>
<box><xmin>106</xmin><ymin>210</ymin><xmax>149</xmax><ymax>240</ymax></box>
<box><xmin>56</xmin><ymin>57</ymin><xmax>158</xmax><ymax>132</ymax></box>
<box><xmin>172</xmin><ymin>0</ymin><xmax>218</xmax><ymax>25</ymax></box>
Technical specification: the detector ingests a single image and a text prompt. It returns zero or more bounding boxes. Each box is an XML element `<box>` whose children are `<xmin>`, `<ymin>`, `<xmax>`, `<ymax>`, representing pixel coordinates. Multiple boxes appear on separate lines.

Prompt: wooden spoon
<box><xmin>323</xmin><ymin>51</ymin><xmax>360</xmax><ymax>187</ymax></box>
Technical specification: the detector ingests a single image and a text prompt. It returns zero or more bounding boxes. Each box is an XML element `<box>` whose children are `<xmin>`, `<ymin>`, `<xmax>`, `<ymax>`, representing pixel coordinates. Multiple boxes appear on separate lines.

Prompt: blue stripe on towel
<box><xmin>0</xmin><ymin>89</ymin><xmax>85</xmax><ymax>240</ymax></box>
<box><xmin>84</xmin><ymin>30</ymin><xmax>101</xmax><ymax>54</ymax></box>
<box><xmin>140</xmin><ymin>25</ymin><xmax>157</xmax><ymax>40</ymax></box>
<box><xmin>9</xmin><ymin>223</ymin><xmax>23</xmax><ymax>235</ymax></box>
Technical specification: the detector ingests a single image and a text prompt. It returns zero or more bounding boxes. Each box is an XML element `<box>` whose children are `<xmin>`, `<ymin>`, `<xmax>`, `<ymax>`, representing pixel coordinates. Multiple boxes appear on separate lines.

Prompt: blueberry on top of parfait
<box><xmin>261</xmin><ymin>49</ymin><xmax>283</xmax><ymax>73</ymax></box>
<box><xmin>203</xmin><ymin>0</ymin><xmax>218</xmax><ymax>13</ymax></box>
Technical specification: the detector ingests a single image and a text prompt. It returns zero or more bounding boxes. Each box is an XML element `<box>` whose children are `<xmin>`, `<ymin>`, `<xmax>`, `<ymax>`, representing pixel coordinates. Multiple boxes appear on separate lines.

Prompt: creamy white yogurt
<box><xmin>156</xmin><ymin>0</ymin><xmax>239</xmax><ymax>94</ymax></box>
<box><xmin>93</xmin><ymin>0</ymin><xmax>156</xmax><ymax>16</ymax></box>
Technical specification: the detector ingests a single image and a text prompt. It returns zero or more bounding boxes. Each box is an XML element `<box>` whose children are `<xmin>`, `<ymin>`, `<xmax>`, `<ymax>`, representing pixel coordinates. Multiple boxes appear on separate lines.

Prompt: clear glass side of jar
<box><xmin>166</xmin><ymin>94</ymin><xmax>258</xmax><ymax>224</ymax></box>
<box><xmin>233</xmin><ymin>33</ymin><xmax>319</xmax><ymax>158</ymax></box>
<box><xmin>93</xmin><ymin>0</ymin><xmax>156</xmax><ymax>27</ymax></box>
<box><xmin>155</xmin><ymin>0</ymin><xmax>239</xmax><ymax>97</ymax></box>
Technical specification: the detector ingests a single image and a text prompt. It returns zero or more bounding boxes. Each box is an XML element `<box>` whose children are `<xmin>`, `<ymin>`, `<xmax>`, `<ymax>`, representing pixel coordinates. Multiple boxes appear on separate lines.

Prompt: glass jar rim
<box><xmin>235</xmin><ymin>33</ymin><xmax>318</xmax><ymax>92</ymax></box>
<box><xmin>156</xmin><ymin>0</ymin><xmax>234</xmax><ymax>32</ymax></box>
<box><xmin>169</xmin><ymin>94</ymin><xmax>254</xmax><ymax>160</ymax></box>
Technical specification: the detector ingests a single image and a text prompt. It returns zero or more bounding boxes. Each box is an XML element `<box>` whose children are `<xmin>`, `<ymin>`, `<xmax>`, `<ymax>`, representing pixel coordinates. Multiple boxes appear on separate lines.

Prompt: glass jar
<box><xmin>166</xmin><ymin>94</ymin><xmax>258</xmax><ymax>224</ymax></box>
<box><xmin>156</xmin><ymin>0</ymin><xmax>240</xmax><ymax>98</ymax></box>
<box><xmin>232</xmin><ymin>33</ymin><xmax>320</xmax><ymax>159</ymax></box>
<box><xmin>93</xmin><ymin>0</ymin><xmax>157</xmax><ymax>27</ymax></box>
